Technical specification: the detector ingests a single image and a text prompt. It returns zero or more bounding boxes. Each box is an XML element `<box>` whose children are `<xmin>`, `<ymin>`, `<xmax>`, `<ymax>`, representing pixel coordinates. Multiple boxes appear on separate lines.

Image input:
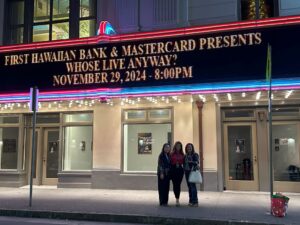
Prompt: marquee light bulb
<box><xmin>285</xmin><ymin>90</ymin><xmax>293</xmax><ymax>99</ymax></box>
<box><xmin>256</xmin><ymin>91</ymin><xmax>261</xmax><ymax>100</ymax></box>
<box><xmin>227</xmin><ymin>93</ymin><xmax>232</xmax><ymax>101</ymax></box>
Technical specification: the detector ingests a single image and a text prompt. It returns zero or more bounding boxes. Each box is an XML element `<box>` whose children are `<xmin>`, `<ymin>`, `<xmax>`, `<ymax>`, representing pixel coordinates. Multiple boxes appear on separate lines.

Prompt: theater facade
<box><xmin>0</xmin><ymin>16</ymin><xmax>300</xmax><ymax>192</ymax></box>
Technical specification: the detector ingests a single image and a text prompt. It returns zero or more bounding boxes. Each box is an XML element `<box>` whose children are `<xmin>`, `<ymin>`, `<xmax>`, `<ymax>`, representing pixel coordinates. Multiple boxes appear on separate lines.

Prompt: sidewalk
<box><xmin>0</xmin><ymin>187</ymin><xmax>299</xmax><ymax>225</ymax></box>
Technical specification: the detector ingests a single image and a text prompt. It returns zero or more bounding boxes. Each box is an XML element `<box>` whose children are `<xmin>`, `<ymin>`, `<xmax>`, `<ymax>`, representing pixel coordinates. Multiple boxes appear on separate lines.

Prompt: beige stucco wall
<box><xmin>173</xmin><ymin>102</ymin><xmax>194</xmax><ymax>148</ymax></box>
<box><xmin>202</xmin><ymin>101</ymin><xmax>218</xmax><ymax>171</ymax></box>
<box><xmin>192</xmin><ymin>103</ymin><xmax>200</xmax><ymax>153</ymax></box>
<box><xmin>93</xmin><ymin>104</ymin><xmax>122</xmax><ymax>169</ymax></box>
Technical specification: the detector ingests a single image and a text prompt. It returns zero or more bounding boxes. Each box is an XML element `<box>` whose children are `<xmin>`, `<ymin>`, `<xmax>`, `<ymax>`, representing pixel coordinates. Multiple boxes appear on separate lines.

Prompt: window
<box><xmin>241</xmin><ymin>0</ymin><xmax>277</xmax><ymax>20</ymax></box>
<box><xmin>79</xmin><ymin>0</ymin><xmax>97</xmax><ymax>38</ymax></box>
<box><xmin>124</xmin><ymin>123</ymin><xmax>172</xmax><ymax>173</ymax></box>
<box><xmin>148</xmin><ymin>109</ymin><xmax>171</xmax><ymax>121</ymax></box>
<box><xmin>0</xmin><ymin>127</ymin><xmax>19</xmax><ymax>169</ymax></box>
<box><xmin>62</xmin><ymin>113</ymin><xmax>93</xmax><ymax>171</ymax></box>
<box><xmin>63</xmin><ymin>126</ymin><xmax>93</xmax><ymax>170</ymax></box>
<box><xmin>272</xmin><ymin>108</ymin><xmax>300</xmax><ymax>117</ymax></box>
<box><xmin>223</xmin><ymin>109</ymin><xmax>255</xmax><ymax>118</ymax></box>
<box><xmin>33</xmin><ymin>0</ymin><xmax>70</xmax><ymax>42</ymax></box>
<box><xmin>123</xmin><ymin>108</ymin><xmax>172</xmax><ymax>173</ymax></box>
<box><xmin>63</xmin><ymin>113</ymin><xmax>93</xmax><ymax>123</ymax></box>
<box><xmin>25</xmin><ymin>113</ymin><xmax>60</xmax><ymax>125</ymax></box>
<box><xmin>5</xmin><ymin>0</ymin><xmax>97</xmax><ymax>44</ymax></box>
<box><xmin>6</xmin><ymin>0</ymin><xmax>25</xmax><ymax>44</ymax></box>
<box><xmin>0</xmin><ymin>115</ymin><xmax>20</xmax><ymax>170</ymax></box>
<box><xmin>0</xmin><ymin>116</ymin><xmax>19</xmax><ymax>123</ymax></box>
<box><xmin>273</xmin><ymin>124</ymin><xmax>300</xmax><ymax>182</ymax></box>
<box><xmin>124</xmin><ymin>110</ymin><xmax>146</xmax><ymax>121</ymax></box>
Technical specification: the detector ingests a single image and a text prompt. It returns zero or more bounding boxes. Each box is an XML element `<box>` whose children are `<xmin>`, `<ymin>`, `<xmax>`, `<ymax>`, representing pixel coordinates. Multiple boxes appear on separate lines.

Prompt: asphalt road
<box><xmin>0</xmin><ymin>217</ymin><xmax>150</xmax><ymax>225</ymax></box>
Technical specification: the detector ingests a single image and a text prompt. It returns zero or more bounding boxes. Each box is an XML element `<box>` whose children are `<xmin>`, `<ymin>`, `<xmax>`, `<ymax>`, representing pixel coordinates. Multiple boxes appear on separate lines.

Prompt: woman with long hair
<box><xmin>170</xmin><ymin>141</ymin><xmax>185</xmax><ymax>206</ymax></box>
<box><xmin>184</xmin><ymin>143</ymin><xmax>200</xmax><ymax>207</ymax></box>
<box><xmin>157</xmin><ymin>143</ymin><xmax>171</xmax><ymax>206</ymax></box>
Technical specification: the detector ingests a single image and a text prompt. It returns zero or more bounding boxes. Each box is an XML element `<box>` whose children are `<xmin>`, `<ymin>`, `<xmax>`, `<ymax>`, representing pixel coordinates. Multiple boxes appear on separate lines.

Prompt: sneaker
<box><xmin>188</xmin><ymin>203</ymin><xmax>193</xmax><ymax>206</ymax></box>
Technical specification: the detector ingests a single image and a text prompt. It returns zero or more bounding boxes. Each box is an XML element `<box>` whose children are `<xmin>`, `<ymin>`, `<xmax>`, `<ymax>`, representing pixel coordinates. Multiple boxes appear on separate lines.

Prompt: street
<box><xmin>0</xmin><ymin>217</ymin><xmax>150</xmax><ymax>225</ymax></box>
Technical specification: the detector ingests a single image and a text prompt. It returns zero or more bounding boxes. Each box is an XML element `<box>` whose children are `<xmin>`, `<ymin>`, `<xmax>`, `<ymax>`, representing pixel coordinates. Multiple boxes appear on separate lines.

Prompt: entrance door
<box><xmin>42</xmin><ymin>129</ymin><xmax>59</xmax><ymax>185</ymax></box>
<box><xmin>28</xmin><ymin>128</ymin><xmax>59</xmax><ymax>185</ymax></box>
<box><xmin>224</xmin><ymin>123</ymin><xmax>259</xmax><ymax>191</ymax></box>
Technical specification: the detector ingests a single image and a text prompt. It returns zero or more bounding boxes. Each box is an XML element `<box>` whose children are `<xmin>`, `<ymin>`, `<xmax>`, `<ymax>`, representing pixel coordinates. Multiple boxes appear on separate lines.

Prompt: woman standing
<box><xmin>184</xmin><ymin>143</ymin><xmax>200</xmax><ymax>207</ymax></box>
<box><xmin>157</xmin><ymin>143</ymin><xmax>171</xmax><ymax>206</ymax></box>
<box><xmin>170</xmin><ymin>141</ymin><xmax>185</xmax><ymax>206</ymax></box>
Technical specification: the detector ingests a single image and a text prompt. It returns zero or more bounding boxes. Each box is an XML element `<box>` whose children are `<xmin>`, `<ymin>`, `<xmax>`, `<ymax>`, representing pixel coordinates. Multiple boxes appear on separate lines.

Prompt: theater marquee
<box><xmin>0</xmin><ymin>24</ymin><xmax>300</xmax><ymax>93</ymax></box>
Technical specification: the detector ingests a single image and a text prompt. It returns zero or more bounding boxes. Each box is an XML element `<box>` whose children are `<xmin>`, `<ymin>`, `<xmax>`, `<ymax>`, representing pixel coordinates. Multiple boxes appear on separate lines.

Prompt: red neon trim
<box><xmin>1</xmin><ymin>15</ymin><xmax>300</xmax><ymax>52</ymax></box>
<box><xmin>98</xmin><ymin>21</ymin><xmax>106</xmax><ymax>35</ymax></box>
<box><xmin>100</xmin><ymin>21</ymin><xmax>108</xmax><ymax>35</ymax></box>
<box><xmin>0</xmin><ymin>87</ymin><xmax>122</xmax><ymax>99</ymax></box>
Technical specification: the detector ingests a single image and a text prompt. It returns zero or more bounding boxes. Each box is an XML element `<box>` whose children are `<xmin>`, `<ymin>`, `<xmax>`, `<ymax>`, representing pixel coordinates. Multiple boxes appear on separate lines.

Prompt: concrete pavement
<box><xmin>0</xmin><ymin>216</ymin><xmax>150</xmax><ymax>225</ymax></box>
<box><xmin>0</xmin><ymin>187</ymin><xmax>299</xmax><ymax>225</ymax></box>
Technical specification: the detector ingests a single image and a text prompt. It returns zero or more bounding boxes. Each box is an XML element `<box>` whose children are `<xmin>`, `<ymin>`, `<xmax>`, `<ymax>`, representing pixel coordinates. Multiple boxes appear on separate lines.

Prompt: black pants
<box><xmin>158</xmin><ymin>175</ymin><xmax>170</xmax><ymax>205</ymax></box>
<box><xmin>170</xmin><ymin>166</ymin><xmax>184</xmax><ymax>199</ymax></box>
<box><xmin>185</xmin><ymin>171</ymin><xmax>198</xmax><ymax>204</ymax></box>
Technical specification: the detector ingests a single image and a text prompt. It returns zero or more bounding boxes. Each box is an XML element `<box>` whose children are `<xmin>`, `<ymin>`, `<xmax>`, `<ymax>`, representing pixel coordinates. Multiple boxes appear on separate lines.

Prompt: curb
<box><xmin>0</xmin><ymin>209</ymin><xmax>285</xmax><ymax>225</ymax></box>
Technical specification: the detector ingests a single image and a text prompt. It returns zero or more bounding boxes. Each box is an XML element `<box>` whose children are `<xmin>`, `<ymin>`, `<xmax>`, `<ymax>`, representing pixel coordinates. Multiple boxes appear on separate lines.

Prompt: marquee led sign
<box><xmin>1</xmin><ymin>16</ymin><xmax>300</xmax><ymax>102</ymax></box>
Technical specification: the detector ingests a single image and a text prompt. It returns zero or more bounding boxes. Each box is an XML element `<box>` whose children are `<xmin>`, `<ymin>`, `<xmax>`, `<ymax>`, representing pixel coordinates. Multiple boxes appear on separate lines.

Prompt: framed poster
<box><xmin>279</xmin><ymin>138</ymin><xmax>289</xmax><ymax>145</ymax></box>
<box><xmin>235</xmin><ymin>139</ymin><xmax>245</xmax><ymax>153</ymax></box>
<box><xmin>138</xmin><ymin>133</ymin><xmax>152</xmax><ymax>154</ymax></box>
<box><xmin>2</xmin><ymin>139</ymin><xmax>17</xmax><ymax>153</ymax></box>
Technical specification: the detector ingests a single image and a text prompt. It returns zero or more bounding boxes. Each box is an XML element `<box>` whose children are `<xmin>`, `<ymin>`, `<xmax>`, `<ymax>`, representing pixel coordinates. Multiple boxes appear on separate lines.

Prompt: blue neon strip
<box><xmin>1</xmin><ymin>78</ymin><xmax>300</xmax><ymax>102</ymax></box>
<box><xmin>105</xmin><ymin>23</ymin><xmax>116</xmax><ymax>35</ymax></box>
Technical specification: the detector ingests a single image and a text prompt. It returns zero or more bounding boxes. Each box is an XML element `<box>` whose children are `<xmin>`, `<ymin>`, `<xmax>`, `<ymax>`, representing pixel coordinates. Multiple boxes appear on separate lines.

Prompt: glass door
<box><xmin>42</xmin><ymin>129</ymin><xmax>59</xmax><ymax>185</ymax></box>
<box><xmin>27</xmin><ymin>128</ymin><xmax>59</xmax><ymax>185</ymax></box>
<box><xmin>224</xmin><ymin>123</ymin><xmax>259</xmax><ymax>191</ymax></box>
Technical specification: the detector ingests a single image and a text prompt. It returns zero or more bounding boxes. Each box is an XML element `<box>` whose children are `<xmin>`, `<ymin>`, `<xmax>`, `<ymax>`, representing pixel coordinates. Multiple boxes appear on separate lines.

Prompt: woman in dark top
<box><xmin>170</xmin><ymin>141</ymin><xmax>185</xmax><ymax>206</ymax></box>
<box><xmin>184</xmin><ymin>143</ymin><xmax>200</xmax><ymax>207</ymax></box>
<box><xmin>157</xmin><ymin>143</ymin><xmax>171</xmax><ymax>206</ymax></box>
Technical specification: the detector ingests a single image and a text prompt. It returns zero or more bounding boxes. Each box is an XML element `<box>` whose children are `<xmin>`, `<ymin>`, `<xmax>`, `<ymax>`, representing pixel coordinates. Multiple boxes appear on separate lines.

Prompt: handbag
<box><xmin>188</xmin><ymin>169</ymin><xmax>202</xmax><ymax>184</ymax></box>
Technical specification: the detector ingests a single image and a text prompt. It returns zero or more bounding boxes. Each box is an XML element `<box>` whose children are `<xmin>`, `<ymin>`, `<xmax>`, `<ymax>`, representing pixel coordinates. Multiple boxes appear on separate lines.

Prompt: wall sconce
<box><xmin>258</xmin><ymin>111</ymin><xmax>265</xmax><ymax>121</ymax></box>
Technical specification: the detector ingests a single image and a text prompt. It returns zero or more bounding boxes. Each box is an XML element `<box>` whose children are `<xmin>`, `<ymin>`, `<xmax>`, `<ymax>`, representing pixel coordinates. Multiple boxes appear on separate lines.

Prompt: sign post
<box><xmin>265</xmin><ymin>44</ymin><xmax>273</xmax><ymax>208</ymax></box>
<box><xmin>29</xmin><ymin>87</ymin><xmax>39</xmax><ymax>207</ymax></box>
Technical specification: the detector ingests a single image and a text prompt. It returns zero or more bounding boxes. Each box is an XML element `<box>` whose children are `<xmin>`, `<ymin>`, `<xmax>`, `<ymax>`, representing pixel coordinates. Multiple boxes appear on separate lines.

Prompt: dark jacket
<box><xmin>184</xmin><ymin>153</ymin><xmax>200</xmax><ymax>171</ymax></box>
<box><xmin>157</xmin><ymin>152</ymin><xmax>171</xmax><ymax>176</ymax></box>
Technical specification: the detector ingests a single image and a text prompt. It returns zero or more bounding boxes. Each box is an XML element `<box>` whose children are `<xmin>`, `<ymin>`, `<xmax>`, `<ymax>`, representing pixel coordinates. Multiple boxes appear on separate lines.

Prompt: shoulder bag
<box><xmin>188</xmin><ymin>168</ymin><xmax>202</xmax><ymax>184</ymax></box>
